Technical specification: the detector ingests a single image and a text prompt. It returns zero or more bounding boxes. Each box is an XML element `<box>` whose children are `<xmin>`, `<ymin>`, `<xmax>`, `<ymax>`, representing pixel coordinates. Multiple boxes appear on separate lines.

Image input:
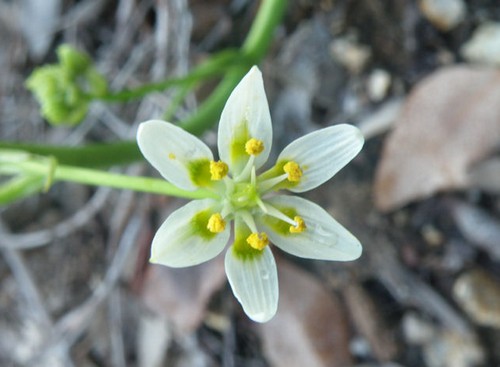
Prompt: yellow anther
<box><xmin>245</xmin><ymin>138</ymin><xmax>265</xmax><ymax>156</ymax></box>
<box><xmin>289</xmin><ymin>216</ymin><xmax>306</xmax><ymax>233</ymax></box>
<box><xmin>168</xmin><ymin>153</ymin><xmax>176</xmax><ymax>159</ymax></box>
<box><xmin>246</xmin><ymin>232</ymin><xmax>269</xmax><ymax>250</ymax></box>
<box><xmin>207</xmin><ymin>213</ymin><xmax>226</xmax><ymax>233</ymax></box>
<box><xmin>210</xmin><ymin>160</ymin><xmax>228</xmax><ymax>180</ymax></box>
<box><xmin>283</xmin><ymin>161</ymin><xmax>302</xmax><ymax>182</ymax></box>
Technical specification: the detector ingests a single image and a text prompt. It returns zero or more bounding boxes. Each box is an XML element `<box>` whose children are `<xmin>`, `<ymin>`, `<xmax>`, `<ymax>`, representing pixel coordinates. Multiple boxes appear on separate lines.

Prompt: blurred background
<box><xmin>0</xmin><ymin>0</ymin><xmax>499</xmax><ymax>366</ymax></box>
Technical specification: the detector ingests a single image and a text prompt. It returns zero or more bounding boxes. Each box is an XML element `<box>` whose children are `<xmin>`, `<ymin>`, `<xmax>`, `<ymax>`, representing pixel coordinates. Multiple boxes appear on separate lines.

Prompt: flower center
<box><xmin>230</xmin><ymin>182</ymin><xmax>259</xmax><ymax>209</ymax></box>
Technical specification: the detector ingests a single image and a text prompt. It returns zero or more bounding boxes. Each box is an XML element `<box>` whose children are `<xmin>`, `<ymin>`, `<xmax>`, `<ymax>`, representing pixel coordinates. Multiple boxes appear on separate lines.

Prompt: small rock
<box><xmin>453</xmin><ymin>269</ymin><xmax>500</xmax><ymax>328</ymax></box>
<box><xmin>461</xmin><ymin>22</ymin><xmax>500</xmax><ymax>66</ymax></box>
<box><xmin>419</xmin><ymin>0</ymin><xmax>466</xmax><ymax>31</ymax></box>
<box><xmin>403</xmin><ymin>313</ymin><xmax>485</xmax><ymax>367</ymax></box>
<box><xmin>402</xmin><ymin>313</ymin><xmax>436</xmax><ymax>345</ymax></box>
<box><xmin>330</xmin><ymin>36</ymin><xmax>371</xmax><ymax>74</ymax></box>
<box><xmin>367</xmin><ymin>69</ymin><xmax>391</xmax><ymax>102</ymax></box>
<box><xmin>421</xmin><ymin>224</ymin><xmax>444</xmax><ymax>247</ymax></box>
<box><xmin>424</xmin><ymin>331</ymin><xmax>484</xmax><ymax>367</ymax></box>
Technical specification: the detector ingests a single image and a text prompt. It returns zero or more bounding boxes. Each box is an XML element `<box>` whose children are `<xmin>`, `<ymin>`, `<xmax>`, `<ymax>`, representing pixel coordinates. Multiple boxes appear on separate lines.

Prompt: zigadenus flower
<box><xmin>137</xmin><ymin>66</ymin><xmax>364</xmax><ymax>322</ymax></box>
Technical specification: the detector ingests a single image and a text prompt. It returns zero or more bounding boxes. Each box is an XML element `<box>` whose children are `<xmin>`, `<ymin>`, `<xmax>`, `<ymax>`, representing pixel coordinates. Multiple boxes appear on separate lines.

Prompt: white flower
<box><xmin>137</xmin><ymin>66</ymin><xmax>364</xmax><ymax>322</ymax></box>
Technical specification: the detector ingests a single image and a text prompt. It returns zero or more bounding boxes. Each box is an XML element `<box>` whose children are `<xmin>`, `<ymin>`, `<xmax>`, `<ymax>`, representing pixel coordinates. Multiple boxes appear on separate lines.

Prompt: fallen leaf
<box><xmin>343</xmin><ymin>283</ymin><xmax>398</xmax><ymax>361</ymax></box>
<box><xmin>141</xmin><ymin>258</ymin><xmax>226</xmax><ymax>334</ymax></box>
<box><xmin>374</xmin><ymin>66</ymin><xmax>500</xmax><ymax>211</ymax></box>
<box><xmin>259</xmin><ymin>259</ymin><xmax>352</xmax><ymax>367</ymax></box>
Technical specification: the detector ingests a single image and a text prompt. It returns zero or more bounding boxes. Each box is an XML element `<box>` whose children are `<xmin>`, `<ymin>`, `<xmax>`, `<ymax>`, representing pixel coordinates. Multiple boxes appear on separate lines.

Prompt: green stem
<box><xmin>2</xmin><ymin>160</ymin><xmax>218</xmax><ymax>200</ymax></box>
<box><xmin>99</xmin><ymin>49</ymin><xmax>243</xmax><ymax>102</ymax></box>
<box><xmin>179</xmin><ymin>0</ymin><xmax>287</xmax><ymax>135</ymax></box>
<box><xmin>0</xmin><ymin>141</ymin><xmax>142</xmax><ymax>168</ymax></box>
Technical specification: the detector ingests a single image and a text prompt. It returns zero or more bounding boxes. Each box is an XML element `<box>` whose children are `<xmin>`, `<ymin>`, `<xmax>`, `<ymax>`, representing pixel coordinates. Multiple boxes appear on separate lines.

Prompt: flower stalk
<box><xmin>0</xmin><ymin>152</ymin><xmax>217</xmax><ymax>200</ymax></box>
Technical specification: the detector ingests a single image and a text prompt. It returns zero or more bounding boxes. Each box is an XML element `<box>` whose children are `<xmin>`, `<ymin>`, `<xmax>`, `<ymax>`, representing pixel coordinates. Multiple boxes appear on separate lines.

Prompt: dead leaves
<box><xmin>141</xmin><ymin>258</ymin><xmax>226</xmax><ymax>333</ymax></box>
<box><xmin>259</xmin><ymin>259</ymin><xmax>352</xmax><ymax>367</ymax></box>
<box><xmin>374</xmin><ymin>66</ymin><xmax>500</xmax><ymax>211</ymax></box>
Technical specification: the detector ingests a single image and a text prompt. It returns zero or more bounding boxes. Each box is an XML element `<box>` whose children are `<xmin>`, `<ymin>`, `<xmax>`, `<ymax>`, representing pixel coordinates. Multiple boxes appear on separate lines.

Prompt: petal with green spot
<box><xmin>257</xmin><ymin>195</ymin><xmax>362</xmax><ymax>261</ymax></box>
<box><xmin>137</xmin><ymin>120</ymin><xmax>214</xmax><ymax>190</ymax></box>
<box><xmin>277</xmin><ymin>124</ymin><xmax>364</xmax><ymax>193</ymax></box>
<box><xmin>150</xmin><ymin>199</ymin><xmax>230</xmax><ymax>267</ymax></box>
<box><xmin>218</xmin><ymin>66</ymin><xmax>272</xmax><ymax>175</ymax></box>
<box><xmin>225</xmin><ymin>245</ymin><xmax>278</xmax><ymax>323</ymax></box>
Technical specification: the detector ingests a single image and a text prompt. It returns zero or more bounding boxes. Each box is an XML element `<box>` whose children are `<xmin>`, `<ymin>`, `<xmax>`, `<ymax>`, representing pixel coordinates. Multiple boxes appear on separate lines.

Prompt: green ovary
<box><xmin>230</xmin><ymin>182</ymin><xmax>259</xmax><ymax>210</ymax></box>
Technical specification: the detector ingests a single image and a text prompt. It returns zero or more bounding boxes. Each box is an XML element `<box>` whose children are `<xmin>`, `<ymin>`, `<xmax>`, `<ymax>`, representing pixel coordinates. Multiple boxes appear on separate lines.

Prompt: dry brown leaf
<box><xmin>343</xmin><ymin>284</ymin><xmax>398</xmax><ymax>361</ymax></box>
<box><xmin>374</xmin><ymin>66</ymin><xmax>500</xmax><ymax>211</ymax></box>
<box><xmin>141</xmin><ymin>258</ymin><xmax>226</xmax><ymax>334</ymax></box>
<box><xmin>259</xmin><ymin>259</ymin><xmax>352</xmax><ymax>367</ymax></box>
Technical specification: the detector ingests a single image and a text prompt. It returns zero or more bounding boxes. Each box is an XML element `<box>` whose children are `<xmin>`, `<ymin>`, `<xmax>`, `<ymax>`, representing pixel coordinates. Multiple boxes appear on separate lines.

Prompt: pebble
<box><xmin>367</xmin><ymin>69</ymin><xmax>391</xmax><ymax>102</ymax></box>
<box><xmin>419</xmin><ymin>0</ymin><xmax>466</xmax><ymax>31</ymax></box>
<box><xmin>330</xmin><ymin>36</ymin><xmax>371</xmax><ymax>74</ymax></box>
<box><xmin>461</xmin><ymin>22</ymin><xmax>500</xmax><ymax>66</ymax></box>
<box><xmin>453</xmin><ymin>269</ymin><xmax>500</xmax><ymax>328</ymax></box>
<box><xmin>402</xmin><ymin>313</ymin><xmax>485</xmax><ymax>367</ymax></box>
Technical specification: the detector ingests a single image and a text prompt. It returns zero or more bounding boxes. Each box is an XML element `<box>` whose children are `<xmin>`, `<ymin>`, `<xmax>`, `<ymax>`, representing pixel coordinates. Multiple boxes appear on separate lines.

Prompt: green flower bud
<box><xmin>25</xmin><ymin>44</ymin><xmax>108</xmax><ymax>126</ymax></box>
<box><xmin>57</xmin><ymin>44</ymin><xmax>91</xmax><ymax>77</ymax></box>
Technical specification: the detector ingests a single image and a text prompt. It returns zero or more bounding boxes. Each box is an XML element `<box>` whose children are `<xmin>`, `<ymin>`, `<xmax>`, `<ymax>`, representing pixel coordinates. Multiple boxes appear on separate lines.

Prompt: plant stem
<box><xmin>2</xmin><ymin>160</ymin><xmax>218</xmax><ymax>200</ymax></box>
<box><xmin>99</xmin><ymin>49</ymin><xmax>243</xmax><ymax>102</ymax></box>
<box><xmin>0</xmin><ymin>141</ymin><xmax>142</xmax><ymax>168</ymax></box>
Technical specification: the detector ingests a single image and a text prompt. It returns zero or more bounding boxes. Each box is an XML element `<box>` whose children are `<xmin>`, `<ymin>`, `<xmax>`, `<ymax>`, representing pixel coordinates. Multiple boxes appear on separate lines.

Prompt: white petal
<box><xmin>218</xmin><ymin>66</ymin><xmax>272</xmax><ymax>175</ymax></box>
<box><xmin>137</xmin><ymin>120</ymin><xmax>214</xmax><ymax>190</ymax></box>
<box><xmin>278</xmin><ymin>124</ymin><xmax>364</xmax><ymax>192</ymax></box>
<box><xmin>257</xmin><ymin>195</ymin><xmax>362</xmax><ymax>261</ymax></box>
<box><xmin>225</xmin><ymin>246</ymin><xmax>278</xmax><ymax>323</ymax></box>
<box><xmin>150</xmin><ymin>199</ymin><xmax>230</xmax><ymax>267</ymax></box>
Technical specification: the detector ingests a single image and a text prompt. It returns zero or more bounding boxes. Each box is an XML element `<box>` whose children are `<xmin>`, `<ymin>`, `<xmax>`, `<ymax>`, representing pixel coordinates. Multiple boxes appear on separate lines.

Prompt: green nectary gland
<box><xmin>188</xmin><ymin>158</ymin><xmax>211</xmax><ymax>187</ymax></box>
<box><xmin>190</xmin><ymin>209</ymin><xmax>218</xmax><ymax>240</ymax></box>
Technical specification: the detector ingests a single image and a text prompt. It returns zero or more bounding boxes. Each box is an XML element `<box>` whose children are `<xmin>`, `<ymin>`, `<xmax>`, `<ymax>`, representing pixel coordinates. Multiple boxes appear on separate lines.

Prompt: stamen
<box><xmin>234</xmin><ymin>155</ymin><xmax>255</xmax><ymax>182</ymax></box>
<box><xmin>264</xmin><ymin>203</ymin><xmax>297</xmax><ymax>226</ymax></box>
<box><xmin>256</xmin><ymin>197</ymin><xmax>268</xmax><ymax>213</ymax></box>
<box><xmin>239</xmin><ymin>211</ymin><xmax>258</xmax><ymax>233</ymax></box>
<box><xmin>245</xmin><ymin>138</ymin><xmax>264</xmax><ymax>156</ymax></box>
<box><xmin>246</xmin><ymin>232</ymin><xmax>269</xmax><ymax>250</ymax></box>
<box><xmin>210</xmin><ymin>160</ymin><xmax>228</xmax><ymax>180</ymax></box>
<box><xmin>207</xmin><ymin>213</ymin><xmax>226</xmax><ymax>233</ymax></box>
<box><xmin>258</xmin><ymin>173</ymin><xmax>288</xmax><ymax>192</ymax></box>
<box><xmin>283</xmin><ymin>161</ymin><xmax>302</xmax><ymax>182</ymax></box>
<box><xmin>289</xmin><ymin>216</ymin><xmax>306</xmax><ymax>233</ymax></box>
<box><xmin>168</xmin><ymin>153</ymin><xmax>176</xmax><ymax>160</ymax></box>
